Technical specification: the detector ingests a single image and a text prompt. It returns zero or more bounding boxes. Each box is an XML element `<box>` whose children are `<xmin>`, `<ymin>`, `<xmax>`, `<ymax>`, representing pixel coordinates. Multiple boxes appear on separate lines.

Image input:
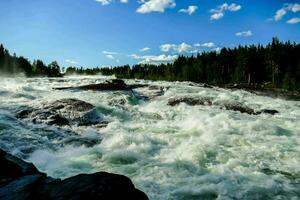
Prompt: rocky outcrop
<box><xmin>16</xmin><ymin>99</ymin><xmax>106</xmax><ymax>127</ymax></box>
<box><xmin>0</xmin><ymin>149</ymin><xmax>148</xmax><ymax>200</ymax></box>
<box><xmin>167</xmin><ymin>97</ymin><xmax>279</xmax><ymax>115</ymax></box>
<box><xmin>54</xmin><ymin>79</ymin><xmax>148</xmax><ymax>91</ymax></box>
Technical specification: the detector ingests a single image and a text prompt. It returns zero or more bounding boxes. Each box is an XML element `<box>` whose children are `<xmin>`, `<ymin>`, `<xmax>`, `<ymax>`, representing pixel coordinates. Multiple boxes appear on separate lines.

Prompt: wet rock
<box><xmin>257</xmin><ymin>109</ymin><xmax>279</xmax><ymax>115</ymax></box>
<box><xmin>40</xmin><ymin>172</ymin><xmax>148</xmax><ymax>200</ymax></box>
<box><xmin>137</xmin><ymin>85</ymin><xmax>167</xmax><ymax>100</ymax></box>
<box><xmin>16</xmin><ymin>109</ymin><xmax>33</xmax><ymax>119</ymax></box>
<box><xmin>167</xmin><ymin>97</ymin><xmax>279</xmax><ymax>115</ymax></box>
<box><xmin>0</xmin><ymin>149</ymin><xmax>41</xmax><ymax>187</ymax></box>
<box><xmin>16</xmin><ymin>99</ymin><xmax>104</xmax><ymax>127</ymax></box>
<box><xmin>222</xmin><ymin>103</ymin><xmax>256</xmax><ymax>115</ymax></box>
<box><xmin>0</xmin><ymin>149</ymin><xmax>149</xmax><ymax>200</ymax></box>
<box><xmin>167</xmin><ymin>97</ymin><xmax>213</xmax><ymax>106</ymax></box>
<box><xmin>54</xmin><ymin>79</ymin><xmax>148</xmax><ymax>91</ymax></box>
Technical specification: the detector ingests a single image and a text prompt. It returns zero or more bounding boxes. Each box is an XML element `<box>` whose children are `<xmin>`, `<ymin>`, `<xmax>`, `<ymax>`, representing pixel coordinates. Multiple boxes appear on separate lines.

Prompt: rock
<box><xmin>54</xmin><ymin>79</ymin><xmax>148</xmax><ymax>91</ymax></box>
<box><xmin>258</xmin><ymin>109</ymin><xmax>279</xmax><ymax>115</ymax></box>
<box><xmin>0</xmin><ymin>149</ymin><xmax>149</xmax><ymax>200</ymax></box>
<box><xmin>0</xmin><ymin>149</ymin><xmax>41</xmax><ymax>187</ymax></box>
<box><xmin>16</xmin><ymin>99</ymin><xmax>104</xmax><ymax>127</ymax></box>
<box><xmin>222</xmin><ymin>103</ymin><xmax>256</xmax><ymax>115</ymax></box>
<box><xmin>167</xmin><ymin>97</ymin><xmax>213</xmax><ymax>106</ymax></box>
<box><xmin>40</xmin><ymin>172</ymin><xmax>148</xmax><ymax>200</ymax></box>
<box><xmin>167</xmin><ymin>97</ymin><xmax>279</xmax><ymax>115</ymax></box>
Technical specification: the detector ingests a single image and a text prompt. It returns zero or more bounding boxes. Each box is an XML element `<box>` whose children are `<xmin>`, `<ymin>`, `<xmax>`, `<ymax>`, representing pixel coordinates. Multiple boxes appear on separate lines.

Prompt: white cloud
<box><xmin>96</xmin><ymin>0</ymin><xmax>128</xmax><ymax>5</ymax></box>
<box><xmin>179</xmin><ymin>5</ymin><xmax>198</xmax><ymax>15</ymax></box>
<box><xmin>210</xmin><ymin>3</ymin><xmax>241</xmax><ymax>20</ymax></box>
<box><xmin>227</xmin><ymin>3</ymin><xmax>241</xmax><ymax>11</ymax></box>
<box><xmin>160</xmin><ymin>44</ymin><xmax>177</xmax><ymax>52</ymax></box>
<box><xmin>133</xmin><ymin>54</ymin><xmax>178</xmax><ymax>64</ymax></box>
<box><xmin>235</xmin><ymin>30</ymin><xmax>253</xmax><ymax>37</ymax></box>
<box><xmin>96</xmin><ymin>0</ymin><xmax>111</xmax><ymax>5</ymax></box>
<box><xmin>130</xmin><ymin>54</ymin><xmax>178</xmax><ymax>64</ymax></box>
<box><xmin>273</xmin><ymin>3</ymin><xmax>300</xmax><ymax>21</ymax></box>
<box><xmin>65</xmin><ymin>59</ymin><xmax>78</xmax><ymax>65</ymax></box>
<box><xmin>160</xmin><ymin>42</ymin><xmax>193</xmax><ymax>53</ymax></box>
<box><xmin>137</xmin><ymin>0</ymin><xmax>176</xmax><ymax>14</ymax></box>
<box><xmin>214</xmin><ymin>47</ymin><xmax>222</xmax><ymax>53</ymax></box>
<box><xmin>275</xmin><ymin>8</ymin><xmax>287</xmax><ymax>21</ymax></box>
<box><xmin>106</xmin><ymin>54</ymin><xmax>115</xmax><ymax>59</ymax></box>
<box><xmin>287</xmin><ymin>17</ymin><xmax>300</xmax><ymax>24</ymax></box>
<box><xmin>139</xmin><ymin>47</ymin><xmax>151</xmax><ymax>52</ymax></box>
<box><xmin>176</xmin><ymin>43</ymin><xmax>193</xmax><ymax>53</ymax></box>
<box><xmin>102</xmin><ymin>50</ymin><xmax>118</xmax><ymax>55</ymax></box>
<box><xmin>211</xmin><ymin>12</ymin><xmax>224</xmax><ymax>20</ymax></box>
<box><xmin>194</xmin><ymin>42</ymin><xmax>215</xmax><ymax>48</ymax></box>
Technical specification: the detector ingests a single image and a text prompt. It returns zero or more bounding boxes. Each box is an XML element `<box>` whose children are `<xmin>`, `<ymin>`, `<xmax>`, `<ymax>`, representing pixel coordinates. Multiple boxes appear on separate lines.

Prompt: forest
<box><xmin>1</xmin><ymin>38</ymin><xmax>300</xmax><ymax>90</ymax></box>
<box><xmin>0</xmin><ymin>44</ymin><xmax>61</xmax><ymax>77</ymax></box>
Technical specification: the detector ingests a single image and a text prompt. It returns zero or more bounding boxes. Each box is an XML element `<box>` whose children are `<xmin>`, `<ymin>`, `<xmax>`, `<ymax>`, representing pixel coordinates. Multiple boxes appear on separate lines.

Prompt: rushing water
<box><xmin>0</xmin><ymin>76</ymin><xmax>299</xmax><ymax>199</ymax></box>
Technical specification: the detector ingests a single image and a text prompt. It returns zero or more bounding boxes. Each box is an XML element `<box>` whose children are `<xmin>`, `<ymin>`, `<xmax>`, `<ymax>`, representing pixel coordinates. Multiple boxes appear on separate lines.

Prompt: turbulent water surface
<box><xmin>0</xmin><ymin>76</ymin><xmax>299</xmax><ymax>199</ymax></box>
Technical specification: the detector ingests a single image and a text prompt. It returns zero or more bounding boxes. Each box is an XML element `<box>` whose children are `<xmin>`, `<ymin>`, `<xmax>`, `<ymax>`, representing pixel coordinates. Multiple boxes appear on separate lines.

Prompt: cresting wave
<box><xmin>0</xmin><ymin>76</ymin><xmax>299</xmax><ymax>199</ymax></box>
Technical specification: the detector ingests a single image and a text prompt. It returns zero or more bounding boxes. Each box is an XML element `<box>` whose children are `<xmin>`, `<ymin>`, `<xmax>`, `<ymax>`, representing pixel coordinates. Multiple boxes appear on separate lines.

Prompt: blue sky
<box><xmin>0</xmin><ymin>0</ymin><xmax>300</xmax><ymax>68</ymax></box>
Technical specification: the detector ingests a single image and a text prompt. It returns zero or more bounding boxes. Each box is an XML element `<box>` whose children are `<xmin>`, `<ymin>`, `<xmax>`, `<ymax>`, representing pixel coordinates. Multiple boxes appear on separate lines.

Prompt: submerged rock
<box><xmin>16</xmin><ymin>99</ymin><xmax>105</xmax><ymax>127</ymax></box>
<box><xmin>0</xmin><ymin>149</ymin><xmax>149</xmax><ymax>200</ymax></box>
<box><xmin>167</xmin><ymin>97</ymin><xmax>279</xmax><ymax>115</ymax></box>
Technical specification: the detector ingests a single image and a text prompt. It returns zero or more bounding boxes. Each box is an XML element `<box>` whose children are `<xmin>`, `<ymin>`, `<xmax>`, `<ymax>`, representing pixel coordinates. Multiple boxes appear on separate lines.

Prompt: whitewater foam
<box><xmin>0</xmin><ymin>76</ymin><xmax>299</xmax><ymax>199</ymax></box>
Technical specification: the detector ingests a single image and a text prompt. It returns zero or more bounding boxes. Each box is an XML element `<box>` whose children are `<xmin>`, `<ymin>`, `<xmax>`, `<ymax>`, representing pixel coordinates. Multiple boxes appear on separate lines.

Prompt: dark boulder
<box><xmin>222</xmin><ymin>103</ymin><xmax>256</xmax><ymax>115</ymax></box>
<box><xmin>16</xmin><ymin>99</ymin><xmax>105</xmax><ymax>127</ymax></box>
<box><xmin>167</xmin><ymin>97</ymin><xmax>279</xmax><ymax>115</ymax></box>
<box><xmin>257</xmin><ymin>109</ymin><xmax>279</xmax><ymax>115</ymax></box>
<box><xmin>39</xmin><ymin>172</ymin><xmax>148</xmax><ymax>200</ymax></box>
<box><xmin>0</xmin><ymin>149</ymin><xmax>149</xmax><ymax>200</ymax></box>
<box><xmin>0</xmin><ymin>149</ymin><xmax>41</xmax><ymax>187</ymax></box>
<box><xmin>167</xmin><ymin>97</ymin><xmax>213</xmax><ymax>106</ymax></box>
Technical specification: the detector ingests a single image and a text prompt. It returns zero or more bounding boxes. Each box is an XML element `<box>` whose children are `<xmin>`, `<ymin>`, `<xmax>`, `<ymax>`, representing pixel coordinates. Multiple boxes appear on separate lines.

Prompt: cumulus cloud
<box><xmin>179</xmin><ymin>5</ymin><xmax>198</xmax><ymax>15</ymax></box>
<box><xmin>130</xmin><ymin>54</ymin><xmax>178</xmax><ymax>64</ymax></box>
<box><xmin>137</xmin><ymin>0</ymin><xmax>176</xmax><ymax>14</ymax></box>
<box><xmin>139</xmin><ymin>47</ymin><xmax>151</xmax><ymax>52</ymax></box>
<box><xmin>273</xmin><ymin>3</ymin><xmax>300</xmax><ymax>21</ymax></box>
<box><xmin>194</xmin><ymin>42</ymin><xmax>216</xmax><ymax>48</ymax></box>
<box><xmin>65</xmin><ymin>59</ymin><xmax>78</xmax><ymax>65</ymax></box>
<box><xmin>210</xmin><ymin>3</ymin><xmax>241</xmax><ymax>20</ymax></box>
<box><xmin>160</xmin><ymin>42</ymin><xmax>193</xmax><ymax>53</ymax></box>
<box><xmin>287</xmin><ymin>17</ymin><xmax>300</xmax><ymax>24</ymax></box>
<box><xmin>235</xmin><ymin>30</ymin><xmax>253</xmax><ymax>37</ymax></box>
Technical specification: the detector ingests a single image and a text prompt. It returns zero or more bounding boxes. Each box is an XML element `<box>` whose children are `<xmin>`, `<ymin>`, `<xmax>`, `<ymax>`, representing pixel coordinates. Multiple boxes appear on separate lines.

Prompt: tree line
<box><xmin>0</xmin><ymin>44</ymin><xmax>61</xmax><ymax>77</ymax></box>
<box><xmin>1</xmin><ymin>38</ymin><xmax>300</xmax><ymax>90</ymax></box>
<box><xmin>66</xmin><ymin>38</ymin><xmax>300</xmax><ymax>90</ymax></box>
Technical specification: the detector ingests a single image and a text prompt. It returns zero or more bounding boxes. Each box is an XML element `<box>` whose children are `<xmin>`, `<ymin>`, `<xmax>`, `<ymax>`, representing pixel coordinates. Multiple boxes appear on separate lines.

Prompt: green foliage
<box><xmin>0</xmin><ymin>44</ymin><xmax>62</xmax><ymax>77</ymax></box>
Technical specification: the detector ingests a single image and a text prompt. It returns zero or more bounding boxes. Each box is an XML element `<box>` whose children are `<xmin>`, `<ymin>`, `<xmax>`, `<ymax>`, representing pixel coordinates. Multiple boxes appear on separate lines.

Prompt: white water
<box><xmin>0</xmin><ymin>76</ymin><xmax>299</xmax><ymax>199</ymax></box>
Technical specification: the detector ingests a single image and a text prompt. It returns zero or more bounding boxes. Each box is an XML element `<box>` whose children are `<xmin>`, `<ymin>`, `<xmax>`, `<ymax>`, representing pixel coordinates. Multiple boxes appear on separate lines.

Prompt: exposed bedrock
<box><xmin>16</xmin><ymin>99</ymin><xmax>106</xmax><ymax>127</ymax></box>
<box><xmin>167</xmin><ymin>97</ymin><xmax>279</xmax><ymax>115</ymax></box>
<box><xmin>0</xmin><ymin>149</ymin><xmax>149</xmax><ymax>200</ymax></box>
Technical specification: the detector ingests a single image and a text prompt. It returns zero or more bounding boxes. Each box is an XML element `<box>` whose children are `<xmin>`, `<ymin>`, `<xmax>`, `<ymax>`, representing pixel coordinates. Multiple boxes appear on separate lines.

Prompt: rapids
<box><xmin>0</xmin><ymin>76</ymin><xmax>299</xmax><ymax>199</ymax></box>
